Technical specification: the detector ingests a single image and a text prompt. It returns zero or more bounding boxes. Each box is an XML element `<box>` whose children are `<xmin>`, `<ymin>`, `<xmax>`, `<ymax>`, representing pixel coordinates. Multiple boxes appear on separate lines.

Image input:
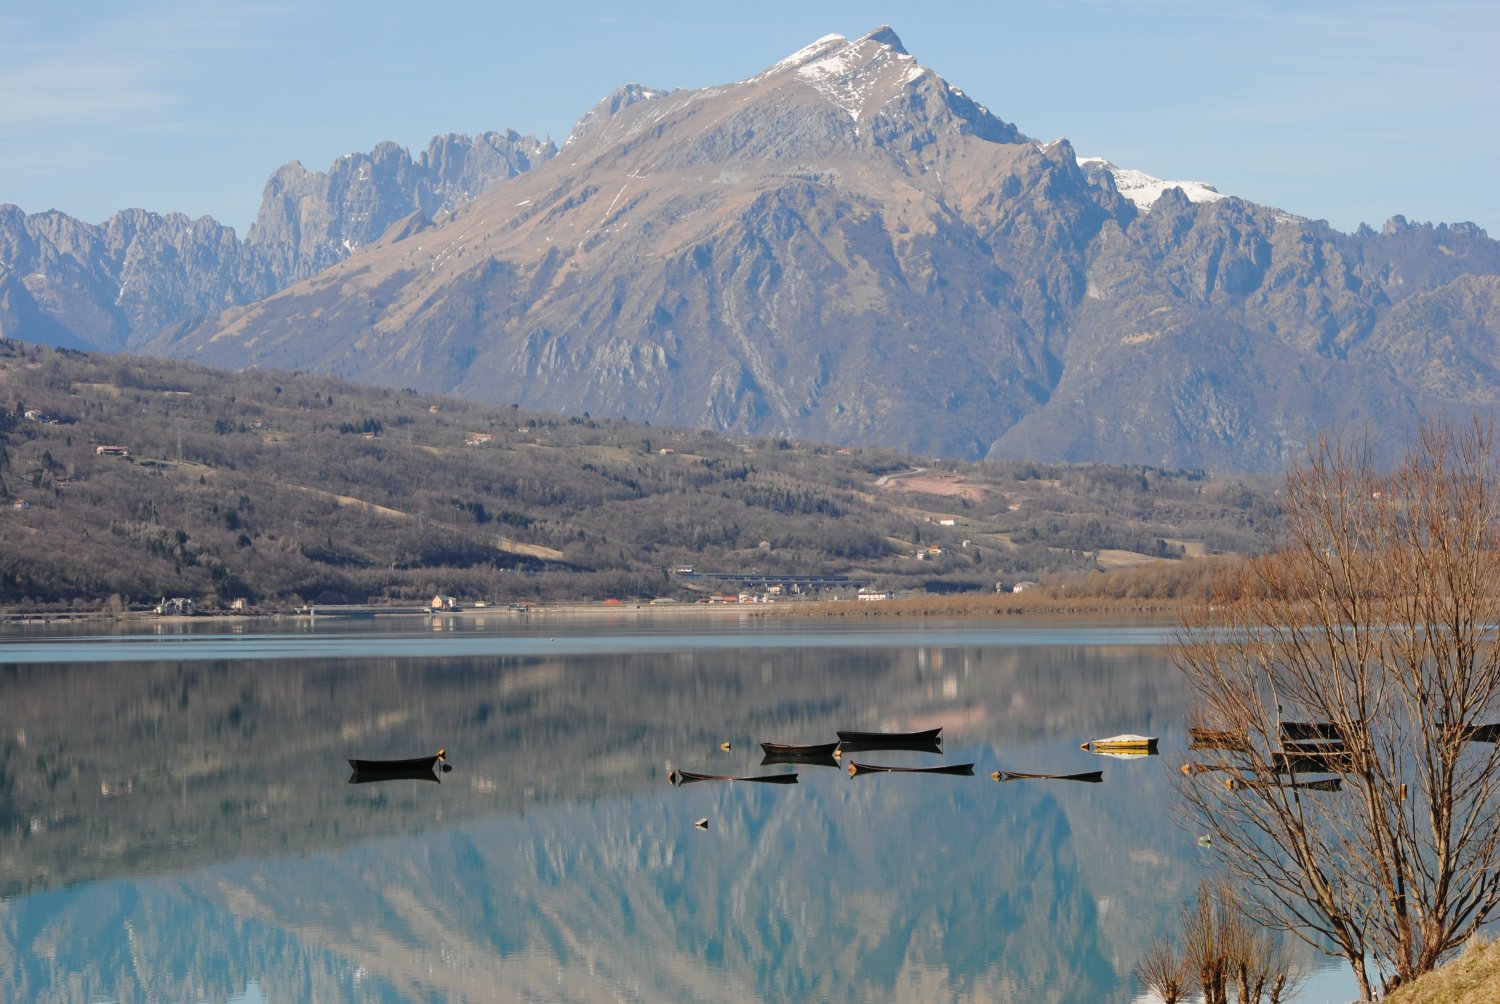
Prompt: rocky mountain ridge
<box><xmin>4</xmin><ymin>26</ymin><xmax>1498</xmax><ymax>471</ymax></box>
<box><xmin>0</xmin><ymin>130</ymin><xmax>554</xmax><ymax>353</ymax></box>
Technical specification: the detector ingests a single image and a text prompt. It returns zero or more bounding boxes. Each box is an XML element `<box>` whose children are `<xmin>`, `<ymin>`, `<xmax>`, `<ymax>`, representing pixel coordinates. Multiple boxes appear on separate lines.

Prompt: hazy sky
<box><xmin>3</xmin><ymin>1</ymin><xmax>1496</xmax><ymax>236</ymax></box>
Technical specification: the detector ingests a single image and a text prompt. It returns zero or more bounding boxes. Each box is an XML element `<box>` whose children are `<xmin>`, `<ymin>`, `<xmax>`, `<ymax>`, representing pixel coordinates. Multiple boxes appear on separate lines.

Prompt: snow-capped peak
<box><xmin>1077</xmin><ymin>156</ymin><xmax>1227</xmax><ymax>211</ymax></box>
<box><xmin>788</xmin><ymin>27</ymin><xmax>923</xmax><ymax>124</ymax></box>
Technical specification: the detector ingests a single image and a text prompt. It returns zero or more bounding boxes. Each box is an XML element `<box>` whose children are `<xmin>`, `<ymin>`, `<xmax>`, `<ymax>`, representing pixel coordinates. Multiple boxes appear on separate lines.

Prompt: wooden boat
<box><xmin>1081</xmin><ymin>734</ymin><xmax>1158</xmax><ymax>754</ymax></box>
<box><xmin>668</xmin><ymin>768</ymin><xmax>799</xmax><ymax>785</ymax></box>
<box><xmin>1280</xmin><ymin>721</ymin><xmax>1352</xmax><ymax>742</ymax></box>
<box><xmin>348</xmin><ymin>766</ymin><xmax>441</xmax><ymax>784</ymax></box>
<box><xmin>347</xmin><ymin>749</ymin><xmax>445</xmax><ymax>773</ymax></box>
<box><xmin>1439</xmin><ymin>721</ymin><xmax>1500</xmax><ymax>743</ymax></box>
<box><xmin>1274</xmin><ymin>749</ymin><xmax>1353</xmax><ymax>774</ymax></box>
<box><xmin>1188</xmin><ymin>727</ymin><xmax>1249</xmax><ymax>751</ymax></box>
<box><xmin>1466</xmin><ymin>722</ymin><xmax>1500</xmax><ymax>743</ymax></box>
<box><xmin>846</xmin><ymin>761</ymin><xmax>974</xmax><ymax>777</ymax></box>
<box><xmin>836</xmin><ymin>737</ymin><xmax>943</xmax><ymax>755</ymax></box>
<box><xmin>760</xmin><ymin>741</ymin><xmax>840</xmax><ymax>758</ymax></box>
<box><xmin>1226</xmin><ymin>775</ymin><xmax>1342</xmax><ymax>792</ymax></box>
<box><xmin>1281</xmin><ymin>739</ymin><xmax>1347</xmax><ymax>756</ymax></box>
<box><xmin>836</xmin><ymin>727</ymin><xmax>942</xmax><ymax>745</ymax></box>
<box><xmin>991</xmin><ymin>769</ymin><xmax>1103</xmax><ymax>783</ymax></box>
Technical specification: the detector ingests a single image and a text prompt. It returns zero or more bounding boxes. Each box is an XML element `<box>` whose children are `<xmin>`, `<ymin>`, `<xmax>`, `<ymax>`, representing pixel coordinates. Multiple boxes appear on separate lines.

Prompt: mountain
<box><xmin>0</xmin><ymin>130</ymin><xmax>554</xmax><ymax>354</ymax></box>
<box><xmin>141</xmin><ymin>28</ymin><xmax>1129</xmax><ymax>459</ymax></box>
<box><xmin>7</xmin><ymin>27</ymin><xmax>1500</xmax><ymax>470</ymax></box>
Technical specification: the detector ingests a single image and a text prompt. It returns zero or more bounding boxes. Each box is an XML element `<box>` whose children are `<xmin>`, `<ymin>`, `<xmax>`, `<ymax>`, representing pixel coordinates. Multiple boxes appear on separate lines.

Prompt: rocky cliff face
<box><xmin>0</xmin><ymin>204</ymin><xmax>272</xmax><ymax>352</ymax></box>
<box><xmin>0</xmin><ymin>131</ymin><xmax>555</xmax><ymax>353</ymax></box>
<box><xmin>246</xmin><ymin>129</ymin><xmax>556</xmax><ymax>282</ymax></box>
<box><xmin>6</xmin><ymin>27</ymin><xmax>1499</xmax><ymax>470</ymax></box>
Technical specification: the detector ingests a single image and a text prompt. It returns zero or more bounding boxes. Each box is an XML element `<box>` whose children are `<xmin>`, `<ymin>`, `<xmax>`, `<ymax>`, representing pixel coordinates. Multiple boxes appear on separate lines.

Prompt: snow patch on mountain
<box><xmin>794</xmin><ymin>28</ymin><xmax>921</xmax><ymax>123</ymax></box>
<box><xmin>1077</xmin><ymin>156</ymin><xmax>1226</xmax><ymax>211</ymax></box>
<box><xmin>765</xmin><ymin>33</ymin><xmax>848</xmax><ymax>75</ymax></box>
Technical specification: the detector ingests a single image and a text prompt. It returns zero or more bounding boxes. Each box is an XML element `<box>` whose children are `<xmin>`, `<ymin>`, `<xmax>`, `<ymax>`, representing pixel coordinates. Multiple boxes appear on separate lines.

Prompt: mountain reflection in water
<box><xmin>0</xmin><ymin>617</ymin><xmax>1349</xmax><ymax>1002</ymax></box>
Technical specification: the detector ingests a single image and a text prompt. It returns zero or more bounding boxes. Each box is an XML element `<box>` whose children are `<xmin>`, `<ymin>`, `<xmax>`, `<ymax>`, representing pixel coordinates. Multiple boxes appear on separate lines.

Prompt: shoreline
<box><xmin>1</xmin><ymin>593</ymin><xmax>1193</xmax><ymax>630</ymax></box>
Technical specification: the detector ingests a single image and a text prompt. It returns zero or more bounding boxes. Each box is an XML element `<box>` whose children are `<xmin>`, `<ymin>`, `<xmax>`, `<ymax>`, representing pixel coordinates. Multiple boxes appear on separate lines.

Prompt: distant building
<box><xmin>156</xmin><ymin>597</ymin><xmax>194</xmax><ymax>616</ymax></box>
<box><xmin>11</xmin><ymin>499</ymin><xmax>29</xmax><ymax>510</ymax></box>
<box><xmin>430</xmin><ymin>594</ymin><xmax>457</xmax><ymax>611</ymax></box>
<box><xmin>95</xmin><ymin>445</ymin><xmax>129</xmax><ymax>456</ymax></box>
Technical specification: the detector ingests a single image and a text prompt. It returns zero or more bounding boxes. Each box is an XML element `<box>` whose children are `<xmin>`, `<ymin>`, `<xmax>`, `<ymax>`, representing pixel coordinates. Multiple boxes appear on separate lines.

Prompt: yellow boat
<box><xmin>1081</xmin><ymin>733</ymin><xmax>1159</xmax><ymax>755</ymax></box>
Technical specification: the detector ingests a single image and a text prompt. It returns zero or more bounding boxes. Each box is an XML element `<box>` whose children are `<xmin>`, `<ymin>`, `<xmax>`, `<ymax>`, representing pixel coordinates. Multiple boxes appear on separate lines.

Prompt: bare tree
<box><xmin>1175</xmin><ymin>880</ymin><xmax>1303</xmax><ymax>1004</ymax></box>
<box><xmin>1175</xmin><ymin>419</ymin><xmax>1500</xmax><ymax>999</ymax></box>
<box><xmin>1135</xmin><ymin>934</ymin><xmax>1195</xmax><ymax>1003</ymax></box>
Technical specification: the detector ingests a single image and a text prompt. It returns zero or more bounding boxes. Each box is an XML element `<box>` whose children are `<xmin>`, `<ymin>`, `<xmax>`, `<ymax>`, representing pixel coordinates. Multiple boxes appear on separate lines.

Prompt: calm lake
<box><xmin>0</xmin><ymin>614</ymin><xmax>1359</xmax><ymax>1003</ymax></box>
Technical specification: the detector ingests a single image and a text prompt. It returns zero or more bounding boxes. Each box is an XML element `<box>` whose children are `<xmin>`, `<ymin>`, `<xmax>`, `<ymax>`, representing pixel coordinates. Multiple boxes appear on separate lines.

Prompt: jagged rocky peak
<box><xmin>766</xmin><ymin>25</ymin><xmax>1023</xmax><ymax>148</ymax></box>
<box><xmin>1077</xmin><ymin>157</ymin><xmax>1227</xmax><ymax>212</ymax></box>
<box><xmin>419</xmin><ymin>130</ymin><xmax>558</xmax><ymax>219</ymax></box>
<box><xmin>558</xmin><ymin>24</ymin><xmax>1025</xmax><ymax>172</ymax></box>
<box><xmin>864</xmin><ymin>25</ymin><xmax>908</xmax><ymax>54</ymax></box>
<box><xmin>564</xmin><ymin>83</ymin><xmax>671</xmax><ymax>148</ymax></box>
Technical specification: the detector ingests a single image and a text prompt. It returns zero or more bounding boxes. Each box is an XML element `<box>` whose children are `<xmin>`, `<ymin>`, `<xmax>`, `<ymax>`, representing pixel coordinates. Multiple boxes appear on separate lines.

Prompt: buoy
<box><xmin>694</xmin><ymin>817</ymin><xmax>709</xmax><ymax>829</ymax></box>
<box><xmin>719</xmin><ymin>741</ymin><xmax>731</xmax><ymax>751</ymax></box>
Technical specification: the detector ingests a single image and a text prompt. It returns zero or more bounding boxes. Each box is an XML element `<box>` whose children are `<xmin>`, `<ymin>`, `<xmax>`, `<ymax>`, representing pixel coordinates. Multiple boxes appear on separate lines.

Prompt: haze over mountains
<box><xmin>3</xmin><ymin>26</ymin><xmax>1497</xmax><ymax>472</ymax></box>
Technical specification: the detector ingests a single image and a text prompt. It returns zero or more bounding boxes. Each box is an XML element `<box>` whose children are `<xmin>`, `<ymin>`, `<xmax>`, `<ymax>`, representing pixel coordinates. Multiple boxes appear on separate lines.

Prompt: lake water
<box><xmin>0</xmin><ymin>614</ymin><xmax>1359</xmax><ymax>1003</ymax></box>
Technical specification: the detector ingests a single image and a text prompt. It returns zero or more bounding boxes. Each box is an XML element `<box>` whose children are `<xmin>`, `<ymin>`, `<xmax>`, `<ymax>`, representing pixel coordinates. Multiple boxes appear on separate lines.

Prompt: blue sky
<box><xmin>3</xmin><ymin>1</ymin><xmax>1496</xmax><ymax>236</ymax></box>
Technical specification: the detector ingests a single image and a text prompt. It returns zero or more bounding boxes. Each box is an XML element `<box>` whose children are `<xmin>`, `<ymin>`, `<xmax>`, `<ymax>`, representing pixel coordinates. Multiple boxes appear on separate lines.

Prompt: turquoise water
<box><xmin>0</xmin><ymin>617</ymin><xmax>1356</xmax><ymax>1002</ymax></box>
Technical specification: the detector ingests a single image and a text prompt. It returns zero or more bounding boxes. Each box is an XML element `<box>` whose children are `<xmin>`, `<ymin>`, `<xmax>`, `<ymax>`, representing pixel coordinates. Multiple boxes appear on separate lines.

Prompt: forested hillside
<box><xmin>0</xmin><ymin>340</ymin><xmax>1276</xmax><ymax>611</ymax></box>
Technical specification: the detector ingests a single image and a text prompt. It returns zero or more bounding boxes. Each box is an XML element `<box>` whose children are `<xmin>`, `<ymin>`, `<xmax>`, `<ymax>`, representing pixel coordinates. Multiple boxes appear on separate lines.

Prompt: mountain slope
<box><xmin>7</xmin><ymin>26</ymin><xmax>1499</xmax><ymax>471</ymax></box>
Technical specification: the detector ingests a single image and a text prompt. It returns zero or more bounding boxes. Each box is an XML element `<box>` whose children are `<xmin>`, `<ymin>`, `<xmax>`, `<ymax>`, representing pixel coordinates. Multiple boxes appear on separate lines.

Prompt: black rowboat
<box><xmin>836</xmin><ymin>738</ymin><xmax>943</xmax><ymax>755</ymax></box>
<box><xmin>349</xmin><ymin>767</ymin><xmax>441</xmax><ymax>784</ymax></box>
<box><xmin>760</xmin><ymin>741</ymin><xmax>840</xmax><ymax>758</ymax></box>
<box><xmin>1280</xmin><ymin>721</ymin><xmax>1352</xmax><ymax>742</ymax></box>
<box><xmin>836</xmin><ymin>727</ymin><xmax>942</xmax><ymax>745</ymax></box>
<box><xmin>991</xmin><ymin>769</ymin><xmax>1103</xmax><ymax>783</ymax></box>
<box><xmin>347</xmin><ymin>749</ymin><xmax>445</xmax><ymax>773</ymax></box>
<box><xmin>1439</xmin><ymin>721</ymin><xmax>1500</xmax><ymax>743</ymax></box>
<box><xmin>669</xmin><ymin>768</ymin><xmax>799</xmax><ymax>785</ymax></box>
<box><xmin>846</xmin><ymin>761</ymin><xmax>973</xmax><ymax>777</ymax></box>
